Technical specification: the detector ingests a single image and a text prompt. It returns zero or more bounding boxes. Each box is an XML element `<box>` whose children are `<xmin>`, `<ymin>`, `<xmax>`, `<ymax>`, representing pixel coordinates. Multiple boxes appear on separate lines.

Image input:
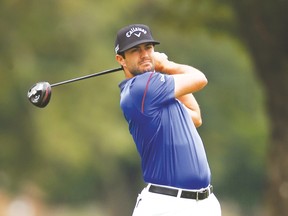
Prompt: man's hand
<box><xmin>153</xmin><ymin>52</ymin><xmax>169</xmax><ymax>72</ymax></box>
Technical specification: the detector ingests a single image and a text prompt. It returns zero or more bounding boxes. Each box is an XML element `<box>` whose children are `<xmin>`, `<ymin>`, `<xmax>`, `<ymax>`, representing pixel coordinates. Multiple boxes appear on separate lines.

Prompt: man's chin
<box><xmin>141</xmin><ymin>65</ymin><xmax>154</xmax><ymax>73</ymax></box>
<box><xmin>131</xmin><ymin>65</ymin><xmax>155</xmax><ymax>76</ymax></box>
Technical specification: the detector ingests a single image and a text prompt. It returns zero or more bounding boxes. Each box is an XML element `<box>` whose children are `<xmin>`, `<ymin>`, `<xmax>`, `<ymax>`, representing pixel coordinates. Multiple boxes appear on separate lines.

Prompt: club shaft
<box><xmin>50</xmin><ymin>67</ymin><xmax>122</xmax><ymax>87</ymax></box>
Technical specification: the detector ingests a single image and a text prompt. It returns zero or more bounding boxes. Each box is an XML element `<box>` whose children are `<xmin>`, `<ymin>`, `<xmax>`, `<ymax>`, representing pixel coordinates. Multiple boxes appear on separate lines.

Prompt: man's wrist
<box><xmin>156</xmin><ymin>61</ymin><xmax>178</xmax><ymax>74</ymax></box>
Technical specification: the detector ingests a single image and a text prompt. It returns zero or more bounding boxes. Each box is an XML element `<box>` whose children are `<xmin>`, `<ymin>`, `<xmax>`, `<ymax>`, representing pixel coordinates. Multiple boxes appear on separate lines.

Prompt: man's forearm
<box><xmin>177</xmin><ymin>94</ymin><xmax>202</xmax><ymax>127</ymax></box>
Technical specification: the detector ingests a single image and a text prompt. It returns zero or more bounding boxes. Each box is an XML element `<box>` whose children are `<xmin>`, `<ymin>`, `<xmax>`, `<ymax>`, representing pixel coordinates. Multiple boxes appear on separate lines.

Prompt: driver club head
<box><xmin>27</xmin><ymin>82</ymin><xmax>52</xmax><ymax>108</ymax></box>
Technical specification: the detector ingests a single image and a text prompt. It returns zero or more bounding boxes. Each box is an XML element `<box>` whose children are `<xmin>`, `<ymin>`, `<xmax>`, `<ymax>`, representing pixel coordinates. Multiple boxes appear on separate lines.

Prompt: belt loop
<box><xmin>196</xmin><ymin>192</ymin><xmax>199</xmax><ymax>201</ymax></box>
<box><xmin>177</xmin><ymin>189</ymin><xmax>182</xmax><ymax>198</ymax></box>
<box><xmin>147</xmin><ymin>183</ymin><xmax>151</xmax><ymax>191</ymax></box>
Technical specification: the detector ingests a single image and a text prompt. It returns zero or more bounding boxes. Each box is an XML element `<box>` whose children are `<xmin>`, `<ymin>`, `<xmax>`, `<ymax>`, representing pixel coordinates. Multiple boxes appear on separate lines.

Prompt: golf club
<box><xmin>27</xmin><ymin>67</ymin><xmax>122</xmax><ymax>108</ymax></box>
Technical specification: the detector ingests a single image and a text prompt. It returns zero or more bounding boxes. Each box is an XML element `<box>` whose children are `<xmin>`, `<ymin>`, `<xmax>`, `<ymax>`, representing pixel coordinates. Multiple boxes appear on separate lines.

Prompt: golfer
<box><xmin>115</xmin><ymin>24</ymin><xmax>221</xmax><ymax>216</ymax></box>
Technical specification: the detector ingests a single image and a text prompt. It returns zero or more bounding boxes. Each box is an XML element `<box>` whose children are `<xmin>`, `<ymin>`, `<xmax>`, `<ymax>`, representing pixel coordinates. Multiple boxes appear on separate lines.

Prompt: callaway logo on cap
<box><xmin>114</xmin><ymin>24</ymin><xmax>160</xmax><ymax>54</ymax></box>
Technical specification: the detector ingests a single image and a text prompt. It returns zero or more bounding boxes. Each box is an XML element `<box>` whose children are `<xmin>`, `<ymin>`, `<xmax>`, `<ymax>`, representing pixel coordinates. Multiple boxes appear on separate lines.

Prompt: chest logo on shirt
<box><xmin>160</xmin><ymin>74</ymin><xmax>165</xmax><ymax>82</ymax></box>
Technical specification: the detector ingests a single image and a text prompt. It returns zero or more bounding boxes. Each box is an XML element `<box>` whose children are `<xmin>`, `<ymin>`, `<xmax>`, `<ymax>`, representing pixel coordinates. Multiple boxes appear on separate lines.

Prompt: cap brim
<box><xmin>118</xmin><ymin>40</ymin><xmax>160</xmax><ymax>53</ymax></box>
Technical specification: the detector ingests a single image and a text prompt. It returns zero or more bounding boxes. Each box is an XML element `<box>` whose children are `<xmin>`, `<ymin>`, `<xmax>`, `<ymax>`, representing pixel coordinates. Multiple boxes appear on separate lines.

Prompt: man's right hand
<box><xmin>153</xmin><ymin>52</ymin><xmax>170</xmax><ymax>72</ymax></box>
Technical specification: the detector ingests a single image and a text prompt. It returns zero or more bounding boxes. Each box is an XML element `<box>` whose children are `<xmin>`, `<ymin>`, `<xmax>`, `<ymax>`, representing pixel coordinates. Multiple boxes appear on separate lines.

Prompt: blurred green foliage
<box><xmin>0</xmin><ymin>0</ymin><xmax>268</xmax><ymax>215</ymax></box>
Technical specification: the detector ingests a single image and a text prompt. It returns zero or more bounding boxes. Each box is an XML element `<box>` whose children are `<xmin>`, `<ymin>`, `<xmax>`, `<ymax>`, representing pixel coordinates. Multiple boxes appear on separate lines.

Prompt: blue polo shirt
<box><xmin>119</xmin><ymin>72</ymin><xmax>211</xmax><ymax>189</ymax></box>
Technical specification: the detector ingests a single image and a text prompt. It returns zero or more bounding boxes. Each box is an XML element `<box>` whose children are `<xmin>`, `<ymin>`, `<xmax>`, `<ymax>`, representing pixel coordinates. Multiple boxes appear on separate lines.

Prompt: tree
<box><xmin>137</xmin><ymin>0</ymin><xmax>288</xmax><ymax>214</ymax></box>
<box><xmin>229</xmin><ymin>1</ymin><xmax>288</xmax><ymax>215</ymax></box>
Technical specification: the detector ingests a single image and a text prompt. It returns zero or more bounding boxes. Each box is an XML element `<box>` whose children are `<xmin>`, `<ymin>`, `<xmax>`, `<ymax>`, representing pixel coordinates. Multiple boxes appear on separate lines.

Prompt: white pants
<box><xmin>132</xmin><ymin>185</ymin><xmax>221</xmax><ymax>216</ymax></box>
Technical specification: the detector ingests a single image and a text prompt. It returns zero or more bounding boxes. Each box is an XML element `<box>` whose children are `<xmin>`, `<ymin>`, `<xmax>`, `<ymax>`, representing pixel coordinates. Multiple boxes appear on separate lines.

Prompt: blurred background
<box><xmin>0</xmin><ymin>0</ymin><xmax>287</xmax><ymax>215</ymax></box>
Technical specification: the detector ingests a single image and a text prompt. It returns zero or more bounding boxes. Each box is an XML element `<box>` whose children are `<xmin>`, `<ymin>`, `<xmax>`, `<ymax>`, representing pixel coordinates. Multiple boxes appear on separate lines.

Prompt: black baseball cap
<box><xmin>114</xmin><ymin>24</ymin><xmax>160</xmax><ymax>54</ymax></box>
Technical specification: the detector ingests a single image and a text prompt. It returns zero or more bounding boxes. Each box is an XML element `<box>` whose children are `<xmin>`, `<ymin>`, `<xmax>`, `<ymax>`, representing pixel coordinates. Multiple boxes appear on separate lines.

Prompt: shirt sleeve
<box><xmin>130</xmin><ymin>72</ymin><xmax>175</xmax><ymax>115</ymax></box>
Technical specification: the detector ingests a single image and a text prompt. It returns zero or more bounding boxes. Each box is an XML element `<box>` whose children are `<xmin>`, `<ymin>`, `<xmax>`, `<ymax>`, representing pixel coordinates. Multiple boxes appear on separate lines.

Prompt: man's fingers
<box><xmin>153</xmin><ymin>52</ymin><xmax>168</xmax><ymax>60</ymax></box>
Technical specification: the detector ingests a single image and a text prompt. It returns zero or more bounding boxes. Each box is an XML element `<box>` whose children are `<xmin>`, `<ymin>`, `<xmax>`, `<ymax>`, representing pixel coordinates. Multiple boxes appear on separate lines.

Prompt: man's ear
<box><xmin>116</xmin><ymin>54</ymin><xmax>126</xmax><ymax>67</ymax></box>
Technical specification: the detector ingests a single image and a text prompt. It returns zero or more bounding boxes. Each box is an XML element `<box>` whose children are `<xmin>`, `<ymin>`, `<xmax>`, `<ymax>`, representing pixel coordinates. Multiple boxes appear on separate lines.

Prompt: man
<box><xmin>115</xmin><ymin>24</ymin><xmax>221</xmax><ymax>216</ymax></box>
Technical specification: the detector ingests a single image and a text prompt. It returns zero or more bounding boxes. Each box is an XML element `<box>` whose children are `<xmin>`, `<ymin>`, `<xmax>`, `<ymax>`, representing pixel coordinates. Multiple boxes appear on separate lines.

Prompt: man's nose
<box><xmin>140</xmin><ymin>48</ymin><xmax>149</xmax><ymax>57</ymax></box>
